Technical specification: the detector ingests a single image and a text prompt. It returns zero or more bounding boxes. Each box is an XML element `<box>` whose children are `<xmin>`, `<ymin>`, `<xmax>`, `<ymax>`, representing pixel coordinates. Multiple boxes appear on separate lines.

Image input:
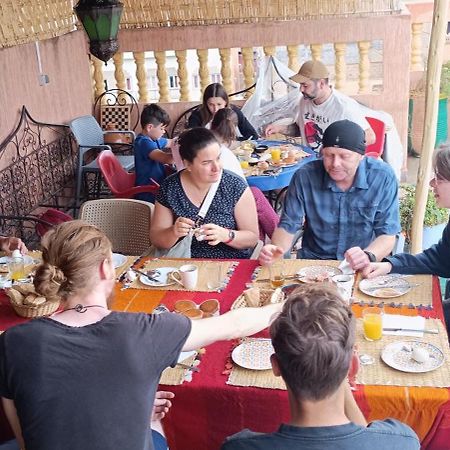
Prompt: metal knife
<box><xmin>383</xmin><ymin>327</ymin><xmax>439</xmax><ymax>334</ymax></box>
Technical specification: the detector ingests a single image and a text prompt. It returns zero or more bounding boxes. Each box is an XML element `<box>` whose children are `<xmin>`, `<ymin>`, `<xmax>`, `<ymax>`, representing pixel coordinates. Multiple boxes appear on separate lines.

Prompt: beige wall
<box><xmin>0</xmin><ymin>30</ymin><xmax>92</xmax><ymax>143</ymax></box>
<box><xmin>120</xmin><ymin>12</ymin><xmax>412</xmax><ymax>162</ymax></box>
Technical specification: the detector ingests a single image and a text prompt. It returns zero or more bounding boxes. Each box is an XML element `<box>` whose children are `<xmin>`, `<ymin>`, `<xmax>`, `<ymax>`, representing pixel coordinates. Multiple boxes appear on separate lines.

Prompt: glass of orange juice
<box><xmin>238</xmin><ymin>156</ymin><xmax>249</xmax><ymax>169</ymax></box>
<box><xmin>270</xmin><ymin>147</ymin><xmax>281</xmax><ymax>162</ymax></box>
<box><xmin>362</xmin><ymin>307</ymin><xmax>383</xmax><ymax>341</ymax></box>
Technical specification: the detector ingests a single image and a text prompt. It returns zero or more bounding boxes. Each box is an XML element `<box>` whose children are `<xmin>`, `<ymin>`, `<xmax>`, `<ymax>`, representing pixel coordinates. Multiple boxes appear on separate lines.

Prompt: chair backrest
<box><xmin>94</xmin><ymin>88</ymin><xmax>140</xmax><ymax>131</ymax></box>
<box><xmin>69</xmin><ymin>116</ymin><xmax>104</xmax><ymax>147</ymax></box>
<box><xmin>365</xmin><ymin>116</ymin><xmax>386</xmax><ymax>158</ymax></box>
<box><xmin>79</xmin><ymin>199</ymin><xmax>153</xmax><ymax>255</ymax></box>
<box><xmin>98</xmin><ymin>150</ymin><xmax>135</xmax><ymax>195</ymax></box>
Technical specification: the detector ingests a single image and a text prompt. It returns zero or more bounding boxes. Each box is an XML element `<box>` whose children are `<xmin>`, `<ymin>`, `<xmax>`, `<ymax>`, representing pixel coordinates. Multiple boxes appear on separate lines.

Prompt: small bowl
<box><xmin>254</xmin><ymin>144</ymin><xmax>269</xmax><ymax>154</ymax></box>
<box><xmin>174</xmin><ymin>300</ymin><xmax>197</xmax><ymax>313</ymax></box>
<box><xmin>199</xmin><ymin>299</ymin><xmax>219</xmax><ymax>316</ymax></box>
<box><xmin>182</xmin><ymin>308</ymin><xmax>203</xmax><ymax>320</ymax></box>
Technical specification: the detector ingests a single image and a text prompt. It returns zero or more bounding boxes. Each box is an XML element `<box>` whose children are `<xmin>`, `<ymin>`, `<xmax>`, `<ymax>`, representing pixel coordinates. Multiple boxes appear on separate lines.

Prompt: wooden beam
<box><xmin>410</xmin><ymin>0</ymin><xmax>449</xmax><ymax>253</ymax></box>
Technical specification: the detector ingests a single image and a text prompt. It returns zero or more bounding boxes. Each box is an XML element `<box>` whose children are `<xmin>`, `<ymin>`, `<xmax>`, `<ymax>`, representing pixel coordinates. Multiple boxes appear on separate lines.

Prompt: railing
<box><xmin>0</xmin><ymin>106</ymin><xmax>76</xmax><ymax>248</ymax></box>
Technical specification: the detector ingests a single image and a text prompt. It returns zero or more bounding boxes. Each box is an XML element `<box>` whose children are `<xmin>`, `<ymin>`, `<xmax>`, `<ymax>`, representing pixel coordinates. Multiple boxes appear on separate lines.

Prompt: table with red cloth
<box><xmin>0</xmin><ymin>259</ymin><xmax>450</xmax><ymax>450</ymax></box>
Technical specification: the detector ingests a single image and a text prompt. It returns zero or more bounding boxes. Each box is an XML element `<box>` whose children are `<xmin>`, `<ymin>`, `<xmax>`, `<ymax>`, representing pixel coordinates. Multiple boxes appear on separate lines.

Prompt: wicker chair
<box><xmin>79</xmin><ymin>199</ymin><xmax>153</xmax><ymax>255</ymax></box>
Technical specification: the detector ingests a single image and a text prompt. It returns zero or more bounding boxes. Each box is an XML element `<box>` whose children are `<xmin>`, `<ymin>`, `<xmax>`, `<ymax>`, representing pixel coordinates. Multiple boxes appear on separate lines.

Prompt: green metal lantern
<box><xmin>74</xmin><ymin>0</ymin><xmax>123</xmax><ymax>63</ymax></box>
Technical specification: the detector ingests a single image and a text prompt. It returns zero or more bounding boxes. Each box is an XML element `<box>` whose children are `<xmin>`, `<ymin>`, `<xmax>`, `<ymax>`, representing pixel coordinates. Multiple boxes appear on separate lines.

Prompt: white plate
<box><xmin>296</xmin><ymin>265</ymin><xmax>342</xmax><ymax>283</ymax></box>
<box><xmin>381</xmin><ymin>341</ymin><xmax>444</xmax><ymax>373</ymax></box>
<box><xmin>112</xmin><ymin>253</ymin><xmax>127</xmax><ymax>269</ymax></box>
<box><xmin>0</xmin><ymin>255</ymin><xmax>35</xmax><ymax>265</ymax></box>
<box><xmin>231</xmin><ymin>339</ymin><xmax>274</xmax><ymax>370</ymax></box>
<box><xmin>359</xmin><ymin>276</ymin><xmax>412</xmax><ymax>298</ymax></box>
<box><xmin>139</xmin><ymin>267</ymin><xmax>177</xmax><ymax>287</ymax></box>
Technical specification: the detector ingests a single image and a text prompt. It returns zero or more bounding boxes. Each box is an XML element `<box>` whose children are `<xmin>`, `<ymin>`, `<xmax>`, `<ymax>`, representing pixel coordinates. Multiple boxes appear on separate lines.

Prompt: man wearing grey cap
<box><xmin>259</xmin><ymin>120</ymin><xmax>400</xmax><ymax>272</ymax></box>
<box><xmin>265</xmin><ymin>60</ymin><xmax>375</xmax><ymax>150</ymax></box>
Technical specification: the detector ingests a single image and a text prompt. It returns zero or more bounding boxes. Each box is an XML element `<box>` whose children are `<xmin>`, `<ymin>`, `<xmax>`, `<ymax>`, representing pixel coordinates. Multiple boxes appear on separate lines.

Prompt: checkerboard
<box><xmin>100</xmin><ymin>105</ymin><xmax>131</xmax><ymax>130</ymax></box>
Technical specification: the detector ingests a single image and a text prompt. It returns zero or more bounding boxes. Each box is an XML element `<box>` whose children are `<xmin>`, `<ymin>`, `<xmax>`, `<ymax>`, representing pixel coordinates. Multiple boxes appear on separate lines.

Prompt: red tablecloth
<box><xmin>0</xmin><ymin>260</ymin><xmax>449</xmax><ymax>450</ymax></box>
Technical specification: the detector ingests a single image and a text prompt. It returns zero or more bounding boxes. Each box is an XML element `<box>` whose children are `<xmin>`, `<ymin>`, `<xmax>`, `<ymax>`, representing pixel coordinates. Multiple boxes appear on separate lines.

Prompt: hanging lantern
<box><xmin>74</xmin><ymin>0</ymin><xmax>124</xmax><ymax>63</ymax></box>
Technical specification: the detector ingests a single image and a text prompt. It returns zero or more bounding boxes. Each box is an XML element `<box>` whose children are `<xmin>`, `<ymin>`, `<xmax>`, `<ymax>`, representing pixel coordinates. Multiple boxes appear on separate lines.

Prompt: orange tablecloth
<box><xmin>0</xmin><ymin>260</ymin><xmax>449</xmax><ymax>449</ymax></box>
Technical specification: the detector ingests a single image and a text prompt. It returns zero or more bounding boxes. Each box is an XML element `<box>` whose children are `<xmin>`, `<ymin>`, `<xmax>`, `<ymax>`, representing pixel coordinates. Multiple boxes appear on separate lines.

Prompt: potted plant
<box><xmin>399</xmin><ymin>184</ymin><xmax>449</xmax><ymax>250</ymax></box>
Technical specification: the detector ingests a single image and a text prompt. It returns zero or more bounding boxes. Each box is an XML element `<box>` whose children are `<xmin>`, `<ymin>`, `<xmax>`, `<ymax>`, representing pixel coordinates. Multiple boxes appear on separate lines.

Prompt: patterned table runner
<box><xmin>127</xmin><ymin>259</ymin><xmax>236</xmax><ymax>292</ymax></box>
<box><xmin>352</xmin><ymin>274</ymin><xmax>433</xmax><ymax>309</ymax></box>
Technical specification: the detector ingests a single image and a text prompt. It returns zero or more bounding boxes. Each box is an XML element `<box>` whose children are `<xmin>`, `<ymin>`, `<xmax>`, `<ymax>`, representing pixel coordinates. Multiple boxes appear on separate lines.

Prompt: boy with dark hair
<box><xmin>134</xmin><ymin>103</ymin><xmax>174</xmax><ymax>203</ymax></box>
<box><xmin>222</xmin><ymin>284</ymin><xmax>420</xmax><ymax>450</ymax></box>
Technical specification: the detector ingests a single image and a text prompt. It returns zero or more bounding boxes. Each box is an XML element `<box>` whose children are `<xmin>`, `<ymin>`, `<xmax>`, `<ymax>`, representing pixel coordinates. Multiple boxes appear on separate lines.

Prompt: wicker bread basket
<box><xmin>6</xmin><ymin>288</ymin><xmax>60</xmax><ymax>318</ymax></box>
<box><xmin>231</xmin><ymin>288</ymin><xmax>284</xmax><ymax>310</ymax></box>
<box><xmin>10</xmin><ymin>300</ymin><xmax>60</xmax><ymax>318</ymax></box>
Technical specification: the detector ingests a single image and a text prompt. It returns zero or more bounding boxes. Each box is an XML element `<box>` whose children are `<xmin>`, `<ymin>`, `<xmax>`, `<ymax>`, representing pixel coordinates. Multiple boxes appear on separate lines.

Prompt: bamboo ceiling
<box><xmin>0</xmin><ymin>0</ymin><xmax>401</xmax><ymax>49</ymax></box>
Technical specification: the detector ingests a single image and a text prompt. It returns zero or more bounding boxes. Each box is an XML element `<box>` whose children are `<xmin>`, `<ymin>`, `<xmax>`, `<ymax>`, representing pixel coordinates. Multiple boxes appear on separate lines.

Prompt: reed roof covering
<box><xmin>0</xmin><ymin>0</ymin><xmax>401</xmax><ymax>49</ymax></box>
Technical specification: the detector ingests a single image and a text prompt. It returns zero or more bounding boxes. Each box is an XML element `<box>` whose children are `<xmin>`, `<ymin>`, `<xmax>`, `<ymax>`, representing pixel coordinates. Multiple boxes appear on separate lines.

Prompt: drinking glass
<box><xmin>362</xmin><ymin>307</ymin><xmax>383</xmax><ymax>341</ymax></box>
<box><xmin>8</xmin><ymin>257</ymin><xmax>26</xmax><ymax>282</ymax></box>
<box><xmin>206</xmin><ymin>265</ymin><xmax>224</xmax><ymax>290</ymax></box>
<box><xmin>270</xmin><ymin>147</ymin><xmax>281</xmax><ymax>162</ymax></box>
<box><xmin>269</xmin><ymin>260</ymin><xmax>285</xmax><ymax>288</ymax></box>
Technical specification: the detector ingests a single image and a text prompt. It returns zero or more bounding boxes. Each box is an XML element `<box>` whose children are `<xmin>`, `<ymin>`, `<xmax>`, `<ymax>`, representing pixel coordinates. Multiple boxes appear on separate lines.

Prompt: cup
<box><xmin>170</xmin><ymin>264</ymin><xmax>198</xmax><ymax>290</ymax></box>
<box><xmin>8</xmin><ymin>257</ymin><xmax>26</xmax><ymax>282</ymax></box>
<box><xmin>362</xmin><ymin>307</ymin><xmax>383</xmax><ymax>341</ymax></box>
<box><xmin>270</xmin><ymin>147</ymin><xmax>281</xmax><ymax>162</ymax></box>
<box><xmin>205</xmin><ymin>265</ymin><xmax>224</xmax><ymax>290</ymax></box>
<box><xmin>332</xmin><ymin>274</ymin><xmax>354</xmax><ymax>303</ymax></box>
<box><xmin>238</xmin><ymin>156</ymin><xmax>249</xmax><ymax>169</ymax></box>
<box><xmin>269</xmin><ymin>260</ymin><xmax>285</xmax><ymax>288</ymax></box>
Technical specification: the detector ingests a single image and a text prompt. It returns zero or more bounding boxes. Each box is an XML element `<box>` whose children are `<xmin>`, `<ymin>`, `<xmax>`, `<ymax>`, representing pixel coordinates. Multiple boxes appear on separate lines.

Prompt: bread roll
<box><xmin>23</xmin><ymin>293</ymin><xmax>38</xmax><ymax>306</ymax></box>
<box><xmin>7</xmin><ymin>288</ymin><xmax>24</xmax><ymax>305</ymax></box>
<box><xmin>243</xmin><ymin>288</ymin><xmax>261</xmax><ymax>307</ymax></box>
<box><xmin>15</xmin><ymin>283</ymin><xmax>36</xmax><ymax>295</ymax></box>
<box><xmin>28</xmin><ymin>296</ymin><xmax>46</xmax><ymax>306</ymax></box>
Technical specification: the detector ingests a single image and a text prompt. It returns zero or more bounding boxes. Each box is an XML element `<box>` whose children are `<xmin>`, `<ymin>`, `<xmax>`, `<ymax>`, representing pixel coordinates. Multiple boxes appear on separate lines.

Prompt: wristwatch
<box><xmin>224</xmin><ymin>229</ymin><xmax>235</xmax><ymax>244</ymax></box>
<box><xmin>363</xmin><ymin>250</ymin><xmax>377</xmax><ymax>262</ymax></box>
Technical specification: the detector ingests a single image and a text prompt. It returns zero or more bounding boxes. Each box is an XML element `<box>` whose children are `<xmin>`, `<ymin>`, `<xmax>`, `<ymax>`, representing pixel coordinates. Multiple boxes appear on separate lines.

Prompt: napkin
<box><xmin>382</xmin><ymin>314</ymin><xmax>425</xmax><ymax>337</ymax></box>
<box><xmin>338</xmin><ymin>259</ymin><xmax>354</xmax><ymax>275</ymax></box>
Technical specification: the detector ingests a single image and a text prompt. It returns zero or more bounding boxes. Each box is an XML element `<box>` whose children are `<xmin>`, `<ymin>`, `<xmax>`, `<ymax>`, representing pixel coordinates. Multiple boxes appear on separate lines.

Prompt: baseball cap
<box><xmin>290</xmin><ymin>60</ymin><xmax>329</xmax><ymax>84</ymax></box>
<box><xmin>321</xmin><ymin>120</ymin><xmax>366</xmax><ymax>155</ymax></box>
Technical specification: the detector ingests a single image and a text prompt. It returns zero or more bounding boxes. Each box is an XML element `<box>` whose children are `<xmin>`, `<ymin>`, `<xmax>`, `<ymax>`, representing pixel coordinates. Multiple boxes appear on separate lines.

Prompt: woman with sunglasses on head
<box><xmin>364</xmin><ymin>143</ymin><xmax>450</xmax><ymax>325</ymax></box>
<box><xmin>187</xmin><ymin>83</ymin><xmax>258</xmax><ymax>140</ymax></box>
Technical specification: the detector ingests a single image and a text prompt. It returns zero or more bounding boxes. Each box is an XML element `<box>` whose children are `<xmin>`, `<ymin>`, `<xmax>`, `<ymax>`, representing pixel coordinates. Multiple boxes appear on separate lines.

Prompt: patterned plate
<box><xmin>231</xmin><ymin>339</ymin><xmax>274</xmax><ymax>370</ymax></box>
<box><xmin>296</xmin><ymin>265</ymin><xmax>342</xmax><ymax>283</ymax></box>
<box><xmin>381</xmin><ymin>340</ymin><xmax>444</xmax><ymax>373</ymax></box>
<box><xmin>359</xmin><ymin>276</ymin><xmax>411</xmax><ymax>298</ymax></box>
<box><xmin>139</xmin><ymin>267</ymin><xmax>177</xmax><ymax>287</ymax></box>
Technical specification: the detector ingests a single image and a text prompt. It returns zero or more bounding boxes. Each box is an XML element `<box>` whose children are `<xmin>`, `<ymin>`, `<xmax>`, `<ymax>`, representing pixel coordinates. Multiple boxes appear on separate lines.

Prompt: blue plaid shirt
<box><xmin>279</xmin><ymin>157</ymin><xmax>400</xmax><ymax>260</ymax></box>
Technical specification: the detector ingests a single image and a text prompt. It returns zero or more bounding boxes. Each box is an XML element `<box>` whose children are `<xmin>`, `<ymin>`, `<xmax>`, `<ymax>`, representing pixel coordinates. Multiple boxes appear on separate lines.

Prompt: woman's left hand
<box><xmin>200</xmin><ymin>224</ymin><xmax>229</xmax><ymax>246</ymax></box>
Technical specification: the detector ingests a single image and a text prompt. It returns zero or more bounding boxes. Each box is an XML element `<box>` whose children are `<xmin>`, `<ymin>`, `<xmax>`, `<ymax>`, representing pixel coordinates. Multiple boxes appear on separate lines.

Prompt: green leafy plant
<box><xmin>399</xmin><ymin>184</ymin><xmax>449</xmax><ymax>242</ymax></box>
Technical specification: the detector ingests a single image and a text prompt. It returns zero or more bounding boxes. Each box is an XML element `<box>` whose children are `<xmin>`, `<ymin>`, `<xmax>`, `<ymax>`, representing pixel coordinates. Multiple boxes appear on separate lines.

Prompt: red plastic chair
<box><xmin>97</xmin><ymin>150</ymin><xmax>159</xmax><ymax>199</ymax></box>
<box><xmin>365</xmin><ymin>116</ymin><xmax>386</xmax><ymax>158</ymax></box>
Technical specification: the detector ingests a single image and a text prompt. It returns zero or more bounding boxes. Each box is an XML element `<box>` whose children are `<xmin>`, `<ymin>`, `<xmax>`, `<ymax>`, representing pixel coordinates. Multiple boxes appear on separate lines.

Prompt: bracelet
<box><xmin>363</xmin><ymin>250</ymin><xmax>376</xmax><ymax>262</ymax></box>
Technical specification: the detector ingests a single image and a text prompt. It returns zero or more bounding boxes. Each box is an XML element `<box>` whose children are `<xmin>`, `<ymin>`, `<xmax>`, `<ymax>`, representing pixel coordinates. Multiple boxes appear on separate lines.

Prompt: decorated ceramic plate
<box><xmin>0</xmin><ymin>255</ymin><xmax>35</xmax><ymax>265</ymax></box>
<box><xmin>112</xmin><ymin>253</ymin><xmax>127</xmax><ymax>269</ymax></box>
<box><xmin>359</xmin><ymin>276</ymin><xmax>412</xmax><ymax>298</ymax></box>
<box><xmin>231</xmin><ymin>339</ymin><xmax>274</xmax><ymax>370</ymax></box>
<box><xmin>296</xmin><ymin>265</ymin><xmax>342</xmax><ymax>283</ymax></box>
<box><xmin>139</xmin><ymin>267</ymin><xmax>177</xmax><ymax>287</ymax></box>
<box><xmin>381</xmin><ymin>341</ymin><xmax>444</xmax><ymax>373</ymax></box>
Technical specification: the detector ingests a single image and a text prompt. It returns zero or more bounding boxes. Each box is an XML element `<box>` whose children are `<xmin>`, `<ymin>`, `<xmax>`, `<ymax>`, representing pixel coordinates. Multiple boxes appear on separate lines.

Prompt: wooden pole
<box><xmin>410</xmin><ymin>0</ymin><xmax>449</xmax><ymax>254</ymax></box>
